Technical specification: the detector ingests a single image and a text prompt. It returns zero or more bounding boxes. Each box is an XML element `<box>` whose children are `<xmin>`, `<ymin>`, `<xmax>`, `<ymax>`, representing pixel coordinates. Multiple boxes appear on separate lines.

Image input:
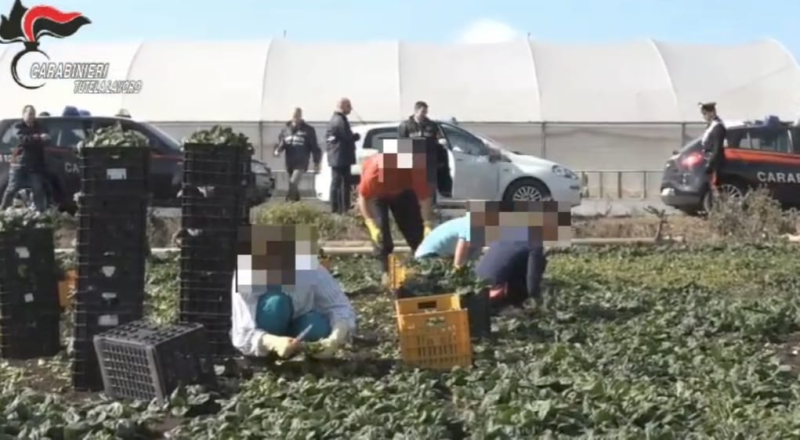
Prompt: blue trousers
<box><xmin>255</xmin><ymin>291</ymin><xmax>332</xmax><ymax>342</ymax></box>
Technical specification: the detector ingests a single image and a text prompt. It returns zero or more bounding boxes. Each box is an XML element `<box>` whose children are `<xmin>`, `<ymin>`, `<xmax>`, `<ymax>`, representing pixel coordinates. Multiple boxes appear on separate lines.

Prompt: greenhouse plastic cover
<box><xmin>0</xmin><ymin>38</ymin><xmax>796</xmax><ymax>122</ymax></box>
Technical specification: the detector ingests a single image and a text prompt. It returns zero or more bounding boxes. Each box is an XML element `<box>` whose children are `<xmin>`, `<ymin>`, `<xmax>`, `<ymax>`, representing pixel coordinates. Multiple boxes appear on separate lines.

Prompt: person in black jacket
<box><xmin>0</xmin><ymin>105</ymin><xmax>50</xmax><ymax>212</ymax></box>
<box><xmin>699</xmin><ymin>102</ymin><xmax>726</xmax><ymax>189</ymax></box>
<box><xmin>325</xmin><ymin>98</ymin><xmax>360</xmax><ymax>214</ymax></box>
<box><xmin>274</xmin><ymin>108</ymin><xmax>322</xmax><ymax>202</ymax></box>
<box><xmin>398</xmin><ymin>101</ymin><xmax>451</xmax><ymax>200</ymax></box>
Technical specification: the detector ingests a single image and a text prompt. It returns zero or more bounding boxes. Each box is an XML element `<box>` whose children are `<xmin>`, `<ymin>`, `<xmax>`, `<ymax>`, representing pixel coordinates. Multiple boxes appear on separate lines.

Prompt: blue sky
<box><xmin>7</xmin><ymin>0</ymin><xmax>800</xmax><ymax>58</ymax></box>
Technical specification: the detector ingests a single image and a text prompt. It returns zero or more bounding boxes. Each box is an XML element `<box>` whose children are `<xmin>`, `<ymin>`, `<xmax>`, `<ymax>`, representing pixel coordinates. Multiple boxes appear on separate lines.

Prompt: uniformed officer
<box><xmin>398</xmin><ymin>101</ymin><xmax>452</xmax><ymax>202</ymax></box>
<box><xmin>699</xmin><ymin>102</ymin><xmax>727</xmax><ymax>189</ymax></box>
<box><xmin>274</xmin><ymin>108</ymin><xmax>322</xmax><ymax>202</ymax></box>
<box><xmin>325</xmin><ymin>98</ymin><xmax>360</xmax><ymax>214</ymax></box>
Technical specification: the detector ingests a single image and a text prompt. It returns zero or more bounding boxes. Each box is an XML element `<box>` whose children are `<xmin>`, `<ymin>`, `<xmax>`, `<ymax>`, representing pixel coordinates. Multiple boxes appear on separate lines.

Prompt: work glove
<box><xmin>423</xmin><ymin>221</ymin><xmax>433</xmax><ymax>238</ymax></box>
<box><xmin>261</xmin><ymin>333</ymin><xmax>302</xmax><ymax>359</ymax></box>
<box><xmin>310</xmin><ymin>321</ymin><xmax>351</xmax><ymax>359</ymax></box>
<box><xmin>365</xmin><ymin>219</ymin><xmax>382</xmax><ymax>244</ymax></box>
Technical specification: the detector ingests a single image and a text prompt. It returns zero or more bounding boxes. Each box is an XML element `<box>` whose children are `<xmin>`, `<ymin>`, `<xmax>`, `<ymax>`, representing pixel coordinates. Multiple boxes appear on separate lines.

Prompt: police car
<box><xmin>0</xmin><ymin>106</ymin><xmax>275</xmax><ymax>211</ymax></box>
<box><xmin>314</xmin><ymin>120</ymin><xmax>583</xmax><ymax>206</ymax></box>
<box><xmin>660</xmin><ymin>115</ymin><xmax>800</xmax><ymax>215</ymax></box>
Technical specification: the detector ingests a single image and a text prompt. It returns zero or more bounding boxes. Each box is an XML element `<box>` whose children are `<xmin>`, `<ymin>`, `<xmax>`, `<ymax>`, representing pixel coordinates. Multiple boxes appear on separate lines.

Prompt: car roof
<box><xmin>351</xmin><ymin>120</ymin><xmax>454</xmax><ymax>133</ymax></box>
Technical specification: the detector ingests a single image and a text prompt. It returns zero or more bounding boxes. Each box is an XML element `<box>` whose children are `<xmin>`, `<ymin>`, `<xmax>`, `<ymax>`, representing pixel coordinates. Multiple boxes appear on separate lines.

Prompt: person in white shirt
<box><xmin>230</xmin><ymin>225</ymin><xmax>357</xmax><ymax>359</ymax></box>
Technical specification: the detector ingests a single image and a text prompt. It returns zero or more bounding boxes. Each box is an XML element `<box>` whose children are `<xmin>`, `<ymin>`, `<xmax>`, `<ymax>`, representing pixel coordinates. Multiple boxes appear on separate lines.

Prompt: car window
<box><xmin>44</xmin><ymin>119</ymin><xmax>86</xmax><ymax>149</ymax></box>
<box><xmin>364</xmin><ymin>128</ymin><xmax>397</xmax><ymax>152</ymax></box>
<box><xmin>441</xmin><ymin>124</ymin><xmax>489</xmax><ymax>156</ymax></box>
<box><xmin>748</xmin><ymin>127</ymin><xmax>791</xmax><ymax>154</ymax></box>
<box><xmin>791</xmin><ymin>127</ymin><xmax>800</xmax><ymax>154</ymax></box>
<box><xmin>725</xmin><ymin>129</ymin><xmax>747</xmax><ymax>148</ymax></box>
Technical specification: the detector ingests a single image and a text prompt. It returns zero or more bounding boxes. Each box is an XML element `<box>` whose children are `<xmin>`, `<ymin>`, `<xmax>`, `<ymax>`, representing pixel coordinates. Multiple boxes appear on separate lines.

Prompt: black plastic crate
<box><xmin>75</xmin><ymin>194</ymin><xmax>149</xmax><ymax>216</ymax></box>
<box><xmin>79</xmin><ymin>147</ymin><xmax>150</xmax><ymax>195</ymax></box>
<box><xmin>0</xmin><ymin>227</ymin><xmax>55</xmax><ymax>256</ymax></box>
<box><xmin>71</xmin><ymin>345</ymin><xmax>103</xmax><ymax>391</ymax></box>
<box><xmin>179</xmin><ymin>298</ymin><xmax>230</xmax><ymax>316</ymax></box>
<box><xmin>182</xmin><ymin>144</ymin><xmax>250</xmax><ymax>187</ymax></box>
<box><xmin>0</xmin><ymin>310</ymin><xmax>60</xmax><ymax>359</ymax></box>
<box><xmin>460</xmin><ymin>289</ymin><xmax>492</xmax><ymax>339</ymax></box>
<box><xmin>180</xmin><ymin>253</ymin><xmax>235</xmax><ymax>273</ymax></box>
<box><xmin>76</xmin><ymin>262</ymin><xmax>146</xmax><ymax>286</ymax></box>
<box><xmin>74</xmin><ymin>291</ymin><xmax>146</xmax><ymax>315</ymax></box>
<box><xmin>94</xmin><ymin>320</ymin><xmax>217</xmax><ymax>401</ymax></box>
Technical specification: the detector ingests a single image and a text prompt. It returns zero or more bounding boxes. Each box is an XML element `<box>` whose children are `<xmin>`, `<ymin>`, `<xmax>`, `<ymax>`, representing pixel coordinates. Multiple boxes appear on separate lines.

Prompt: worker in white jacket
<box><xmin>230</xmin><ymin>225</ymin><xmax>357</xmax><ymax>359</ymax></box>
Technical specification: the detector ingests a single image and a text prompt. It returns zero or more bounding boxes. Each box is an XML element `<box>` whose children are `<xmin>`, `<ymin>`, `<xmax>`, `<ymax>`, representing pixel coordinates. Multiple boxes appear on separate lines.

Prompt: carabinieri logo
<box><xmin>0</xmin><ymin>0</ymin><xmax>90</xmax><ymax>89</ymax></box>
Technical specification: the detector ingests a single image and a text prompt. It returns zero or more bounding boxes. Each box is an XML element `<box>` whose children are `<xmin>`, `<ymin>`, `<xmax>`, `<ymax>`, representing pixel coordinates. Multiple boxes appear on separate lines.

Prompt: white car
<box><xmin>315</xmin><ymin>121</ymin><xmax>583</xmax><ymax>206</ymax></box>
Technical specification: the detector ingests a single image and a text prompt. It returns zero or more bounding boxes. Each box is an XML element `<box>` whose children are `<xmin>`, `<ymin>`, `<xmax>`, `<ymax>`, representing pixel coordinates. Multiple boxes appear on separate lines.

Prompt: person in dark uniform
<box><xmin>1</xmin><ymin>105</ymin><xmax>50</xmax><ymax>212</ymax></box>
<box><xmin>274</xmin><ymin>108</ymin><xmax>322</xmax><ymax>202</ymax></box>
<box><xmin>325</xmin><ymin>98</ymin><xmax>360</xmax><ymax>214</ymax></box>
<box><xmin>699</xmin><ymin>102</ymin><xmax>726</xmax><ymax>189</ymax></box>
<box><xmin>397</xmin><ymin>101</ymin><xmax>452</xmax><ymax>201</ymax></box>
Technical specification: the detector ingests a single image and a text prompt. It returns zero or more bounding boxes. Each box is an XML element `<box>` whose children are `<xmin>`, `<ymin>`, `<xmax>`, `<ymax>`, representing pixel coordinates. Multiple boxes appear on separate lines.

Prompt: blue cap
<box><xmin>79</xmin><ymin>110</ymin><xmax>90</xmax><ymax>116</ymax></box>
<box><xmin>62</xmin><ymin>106</ymin><xmax>79</xmax><ymax>116</ymax></box>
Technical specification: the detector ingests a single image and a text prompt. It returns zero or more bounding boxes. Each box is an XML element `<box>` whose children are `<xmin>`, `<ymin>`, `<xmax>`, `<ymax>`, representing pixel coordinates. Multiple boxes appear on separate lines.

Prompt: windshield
<box><xmin>145</xmin><ymin>123</ymin><xmax>181</xmax><ymax>151</ymax></box>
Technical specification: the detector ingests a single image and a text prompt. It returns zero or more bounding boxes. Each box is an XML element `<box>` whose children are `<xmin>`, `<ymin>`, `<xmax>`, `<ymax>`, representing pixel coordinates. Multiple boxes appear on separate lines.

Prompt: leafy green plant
<box><xmin>398</xmin><ymin>257</ymin><xmax>489</xmax><ymax>296</ymax></box>
<box><xmin>0</xmin><ymin>208</ymin><xmax>58</xmax><ymax>232</ymax></box>
<box><xmin>83</xmin><ymin>122</ymin><xmax>149</xmax><ymax>148</ymax></box>
<box><xmin>5</xmin><ymin>245</ymin><xmax>800</xmax><ymax>439</ymax></box>
<box><xmin>183</xmin><ymin>125</ymin><xmax>252</xmax><ymax>148</ymax></box>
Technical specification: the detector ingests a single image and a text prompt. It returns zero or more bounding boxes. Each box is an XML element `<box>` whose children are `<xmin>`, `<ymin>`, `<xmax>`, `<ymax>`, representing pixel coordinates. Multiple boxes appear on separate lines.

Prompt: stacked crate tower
<box><xmin>0</xmin><ymin>227</ymin><xmax>61</xmax><ymax>359</ymax></box>
<box><xmin>72</xmin><ymin>147</ymin><xmax>150</xmax><ymax>391</ymax></box>
<box><xmin>179</xmin><ymin>143</ymin><xmax>251</xmax><ymax>359</ymax></box>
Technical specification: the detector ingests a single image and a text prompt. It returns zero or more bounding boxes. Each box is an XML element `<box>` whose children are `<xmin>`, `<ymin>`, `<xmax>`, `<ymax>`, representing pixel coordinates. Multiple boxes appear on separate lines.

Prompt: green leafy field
<box><xmin>4</xmin><ymin>245</ymin><xmax>800</xmax><ymax>439</ymax></box>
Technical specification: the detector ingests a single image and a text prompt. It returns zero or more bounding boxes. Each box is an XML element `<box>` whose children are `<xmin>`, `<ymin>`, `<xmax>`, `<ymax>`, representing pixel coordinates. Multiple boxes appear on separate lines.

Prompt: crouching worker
<box><xmin>358</xmin><ymin>138</ymin><xmax>434</xmax><ymax>284</ymax></box>
<box><xmin>474</xmin><ymin>201</ymin><xmax>571</xmax><ymax>311</ymax></box>
<box><xmin>231</xmin><ymin>224</ymin><xmax>357</xmax><ymax>359</ymax></box>
<box><xmin>414</xmin><ymin>201</ymin><xmax>487</xmax><ymax>268</ymax></box>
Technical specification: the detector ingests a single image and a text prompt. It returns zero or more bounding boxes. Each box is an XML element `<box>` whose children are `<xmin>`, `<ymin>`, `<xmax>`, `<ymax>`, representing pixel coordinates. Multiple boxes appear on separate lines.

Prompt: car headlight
<box><xmin>552</xmin><ymin>165</ymin><xmax>578</xmax><ymax>180</ymax></box>
<box><xmin>251</xmin><ymin>161</ymin><xmax>269</xmax><ymax>174</ymax></box>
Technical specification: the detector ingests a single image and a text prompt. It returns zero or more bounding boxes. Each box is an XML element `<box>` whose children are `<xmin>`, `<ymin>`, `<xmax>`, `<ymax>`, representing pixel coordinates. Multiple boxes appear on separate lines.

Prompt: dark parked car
<box><xmin>0</xmin><ymin>115</ymin><xmax>275</xmax><ymax>211</ymax></box>
<box><xmin>661</xmin><ymin>116</ymin><xmax>800</xmax><ymax>215</ymax></box>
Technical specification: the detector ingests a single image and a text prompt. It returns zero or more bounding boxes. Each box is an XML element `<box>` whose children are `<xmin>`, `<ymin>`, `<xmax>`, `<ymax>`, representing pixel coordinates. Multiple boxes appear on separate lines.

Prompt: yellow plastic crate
<box><xmin>395</xmin><ymin>294</ymin><xmax>472</xmax><ymax>370</ymax></box>
<box><xmin>388</xmin><ymin>254</ymin><xmax>415</xmax><ymax>290</ymax></box>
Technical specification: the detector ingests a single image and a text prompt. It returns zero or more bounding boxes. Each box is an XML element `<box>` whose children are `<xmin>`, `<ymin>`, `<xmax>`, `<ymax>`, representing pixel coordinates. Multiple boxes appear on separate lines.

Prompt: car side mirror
<box><xmin>438</xmin><ymin>138</ymin><xmax>449</xmax><ymax>147</ymax></box>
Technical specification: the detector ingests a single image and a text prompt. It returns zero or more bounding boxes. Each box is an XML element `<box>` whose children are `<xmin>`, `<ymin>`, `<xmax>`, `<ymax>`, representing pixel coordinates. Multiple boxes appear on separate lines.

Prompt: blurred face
<box><xmin>701</xmin><ymin>109</ymin><xmax>714</xmax><ymax>123</ymax></box>
<box><xmin>292</xmin><ymin>108</ymin><xmax>302</xmax><ymax>123</ymax></box>
<box><xmin>414</xmin><ymin>106</ymin><xmax>428</xmax><ymax>120</ymax></box>
<box><xmin>340</xmin><ymin>100</ymin><xmax>352</xmax><ymax>115</ymax></box>
<box><xmin>235</xmin><ymin>225</ymin><xmax>320</xmax><ymax>291</ymax></box>
<box><xmin>467</xmin><ymin>200</ymin><xmax>572</xmax><ymax>247</ymax></box>
<box><xmin>22</xmin><ymin>106</ymin><xmax>35</xmax><ymax>124</ymax></box>
<box><xmin>381</xmin><ymin>139</ymin><xmax>426</xmax><ymax>170</ymax></box>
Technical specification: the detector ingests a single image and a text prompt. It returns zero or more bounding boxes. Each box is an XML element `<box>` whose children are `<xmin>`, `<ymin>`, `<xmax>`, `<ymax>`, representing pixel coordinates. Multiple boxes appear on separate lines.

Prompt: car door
<box><xmin>439</xmin><ymin>123</ymin><xmax>499</xmax><ymax>200</ymax></box>
<box><xmin>725</xmin><ymin>125</ymin><xmax>800</xmax><ymax>204</ymax></box>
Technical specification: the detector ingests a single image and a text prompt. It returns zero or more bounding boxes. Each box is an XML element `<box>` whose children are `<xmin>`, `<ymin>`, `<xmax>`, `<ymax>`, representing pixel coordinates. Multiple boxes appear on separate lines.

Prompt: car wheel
<box><xmin>701</xmin><ymin>182</ymin><xmax>746</xmax><ymax>213</ymax></box>
<box><xmin>502</xmin><ymin>178</ymin><xmax>551</xmax><ymax>203</ymax></box>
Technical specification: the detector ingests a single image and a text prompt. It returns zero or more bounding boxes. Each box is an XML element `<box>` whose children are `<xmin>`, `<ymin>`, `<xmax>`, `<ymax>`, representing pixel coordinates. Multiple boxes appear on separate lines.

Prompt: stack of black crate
<box><xmin>0</xmin><ymin>227</ymin><xmax>61</xmax><ymax>359</ymax></box>
<box><xmin>72</xmin><ymin>147</ymin><xmax>150</xmax><ymax>391</ymax></box>
<box><xmin>179</xmin><ymin>144</ymin><xmax>251</xmax><ymax>359</ymax></box>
